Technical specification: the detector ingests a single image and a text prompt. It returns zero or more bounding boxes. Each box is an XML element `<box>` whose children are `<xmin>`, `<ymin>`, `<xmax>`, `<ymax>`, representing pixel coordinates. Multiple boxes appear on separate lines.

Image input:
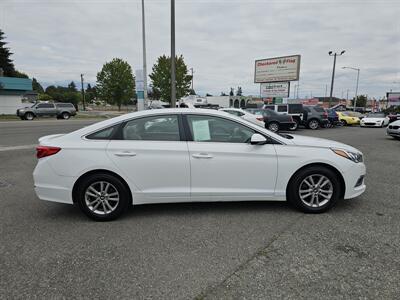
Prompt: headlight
<box><xmin>331</xmin><ymin>148</ymin><xmax>363</xmax><ymax>163</ymax></box>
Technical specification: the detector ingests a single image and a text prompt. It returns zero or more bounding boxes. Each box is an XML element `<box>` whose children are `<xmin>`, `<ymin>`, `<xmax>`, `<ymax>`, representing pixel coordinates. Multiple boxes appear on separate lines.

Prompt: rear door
<box><xmin>106</xmin><ymin>114</ymin><xmax>190</xmax><ymax>203</ymax></box>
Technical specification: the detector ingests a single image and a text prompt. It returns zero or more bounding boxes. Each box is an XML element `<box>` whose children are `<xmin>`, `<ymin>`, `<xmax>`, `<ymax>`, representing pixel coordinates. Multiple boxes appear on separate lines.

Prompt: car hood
<box><xmin>362</xmin><ymin>117</ymin><xmax>385</xmax><ymax>122</ymax></box>
<box><xmin>287</xmin><ymin>134</ymin><xmax>360</xmax><ymax>153</ymax></box>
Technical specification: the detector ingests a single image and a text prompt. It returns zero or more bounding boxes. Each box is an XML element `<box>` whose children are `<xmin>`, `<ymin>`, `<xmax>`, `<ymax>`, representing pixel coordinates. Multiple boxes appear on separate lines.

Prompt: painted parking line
<box><xmin>0</xmin><ymin>144</ymin><xmax>37</xmax><ymax>152</ymax></box>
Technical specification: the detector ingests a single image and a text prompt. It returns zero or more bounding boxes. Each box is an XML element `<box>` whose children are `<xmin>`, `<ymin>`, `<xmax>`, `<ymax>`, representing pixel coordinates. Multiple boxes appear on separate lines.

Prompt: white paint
<box><xmin>0</xmin><ymin>94</ymin><xmax>23</xmax><ymax>115</ymax></box>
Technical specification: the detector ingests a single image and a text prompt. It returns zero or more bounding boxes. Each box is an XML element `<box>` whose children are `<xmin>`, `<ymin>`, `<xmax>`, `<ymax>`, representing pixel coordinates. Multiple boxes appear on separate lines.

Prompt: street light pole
<box><xmin>170</xmin><ymin>0</ymin><xmax>176</xmax><ymax>108</ymax></box>
<box><xmin>328</xmin><ymin>50</ymin><xmax>345</xmax><ymax>107</ymax></box>
<box><xmin>141</xmin><ymin>0</ymin><xmax>148</xmax><ymax>102</ymax></box>
<box><xmin>80</xmin><ymin>74</ymin><xmax>86</xmax><ymax>111</ymax></box>
<box><xmin>190</xmin><ymin>67</ymin><xmax>194</xmax><ymax>91</ymax></box>
<box><xmin>342</xmin><ymin>66</ymin><xmax>360</xmax><ymax>112</ymax></box>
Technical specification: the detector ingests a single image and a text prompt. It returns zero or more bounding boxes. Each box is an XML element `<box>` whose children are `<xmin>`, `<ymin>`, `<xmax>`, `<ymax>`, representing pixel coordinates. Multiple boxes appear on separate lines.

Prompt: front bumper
<box><xmin>342</xmin><ymin>162</ymin><xmax>366</xmax><ymax>199</ymax></box>
<box><xmin>360</xmin><ymin>121</ymin><xmax>383</xmax><ymax>127</ymax></box>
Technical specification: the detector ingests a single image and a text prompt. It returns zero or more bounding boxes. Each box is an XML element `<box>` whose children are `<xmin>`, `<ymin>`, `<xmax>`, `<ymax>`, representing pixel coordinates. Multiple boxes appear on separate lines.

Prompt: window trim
<box><xmin>83</xmin><ymin>113</ymin><xmax>186</xmax><ymax>142</ymax></box>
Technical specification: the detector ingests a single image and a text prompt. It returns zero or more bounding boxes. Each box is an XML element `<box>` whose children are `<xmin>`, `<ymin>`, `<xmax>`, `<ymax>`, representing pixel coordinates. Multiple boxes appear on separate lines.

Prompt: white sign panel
<box><xmin>255</xmin><ymin>55</ymin><xmax>300</xmax><ymax>83</ymax></box>
<box><xmin>261</xmin><ymin>82</ymin><xmax>290</xmax><ymax>98</ymax></box>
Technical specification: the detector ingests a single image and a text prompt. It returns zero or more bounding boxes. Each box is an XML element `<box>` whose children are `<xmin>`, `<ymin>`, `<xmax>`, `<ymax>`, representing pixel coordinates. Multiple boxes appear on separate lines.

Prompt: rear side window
<box><xmin>86</xmin><ymin>125</ymin><xmax>119</xmax><ymax>140</ymax></box>
<box><xmin>37</xmin><ymin>103</ymin><xmax>54</xmax><ymax>108</ymax></box>
<box><xmin>288</xmin><ymin>104</ymin><xmax>303</xmax><ymax>113</ymax></box>
<box><xmin>56</xmin><ymin>103</ymin><xmax>74</xmax><ymax>108</ymax></box>
<box><xmin>277</xmin><ymin>105</ymin><xmax>287</xmax><ymax>112</ymax></box>
<box><xmin>122</xmin><ymin>115</ymin><xmax>180</xmax><ymax>141</ymax></box>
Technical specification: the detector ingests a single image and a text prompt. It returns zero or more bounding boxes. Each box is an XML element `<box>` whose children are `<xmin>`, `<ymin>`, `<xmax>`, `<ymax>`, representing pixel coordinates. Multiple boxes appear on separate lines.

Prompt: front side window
<box><xmin>187</xmin><ymin>115</ymin><xmax>255</xmax><ymax>143</ymax></box>
<box><xmin>122</xmin><ymin>115</ymin><xmax>180</xmax><ymax>141</ymax></box>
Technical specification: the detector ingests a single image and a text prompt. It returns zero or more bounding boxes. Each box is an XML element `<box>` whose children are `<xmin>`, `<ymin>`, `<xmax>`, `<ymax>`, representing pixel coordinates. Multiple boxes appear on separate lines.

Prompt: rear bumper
<box><xmin>33</xmin><ymin>159</ymin><xmax>75</xmax><ymax>204</ymax></box>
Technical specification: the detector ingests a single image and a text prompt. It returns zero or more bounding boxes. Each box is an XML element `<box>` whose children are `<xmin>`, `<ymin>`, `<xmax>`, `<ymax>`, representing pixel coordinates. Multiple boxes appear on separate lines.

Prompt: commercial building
<box><xmin>0</xmin><ymin>76</ymin><xmax>33</xmax><ymax>115</ymax></box>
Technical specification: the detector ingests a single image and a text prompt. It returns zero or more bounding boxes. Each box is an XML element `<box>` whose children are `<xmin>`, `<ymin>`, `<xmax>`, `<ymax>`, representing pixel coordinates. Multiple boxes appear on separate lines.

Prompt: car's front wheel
<box><xmin>76</xmin><ymin>173</ymin><xmax>130</xmax><ymax>221</ymax></box>
<box><xmin>61</xmin><ymin>112</ymin><xmax>70</xmax><ymax>120</ymax></box>
<box><xmin>24</xmin><ymin>112</ymin><xmax>34</xmax><ymax>121</ymax></box>
<box><xmin>287</xmin><ymin>166</ymin><xmax>340</xmax><ymax>213</ymax></box>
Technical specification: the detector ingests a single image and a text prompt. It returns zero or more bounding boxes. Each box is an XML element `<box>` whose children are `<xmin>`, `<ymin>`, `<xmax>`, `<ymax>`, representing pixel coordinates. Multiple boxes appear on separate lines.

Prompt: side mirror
<box><xmin>250</xmin><ymin>133</ymin><xmax>267</xmax><ymax>145</ymax></box>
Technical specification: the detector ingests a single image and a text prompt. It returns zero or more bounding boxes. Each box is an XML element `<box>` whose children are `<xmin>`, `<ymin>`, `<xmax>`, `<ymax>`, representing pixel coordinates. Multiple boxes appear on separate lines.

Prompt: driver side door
<box><xmin>184</xmin><ymin>114</ymin><xmax>278</xmax><ymax>201</ymax></box>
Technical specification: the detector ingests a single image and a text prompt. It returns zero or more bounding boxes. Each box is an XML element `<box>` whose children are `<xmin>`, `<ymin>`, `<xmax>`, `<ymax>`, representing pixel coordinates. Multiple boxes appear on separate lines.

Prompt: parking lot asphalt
<box><xmin>1</xmin><ymin>120</ymin><xmax>399</xmax><ymax>299</ymax></box>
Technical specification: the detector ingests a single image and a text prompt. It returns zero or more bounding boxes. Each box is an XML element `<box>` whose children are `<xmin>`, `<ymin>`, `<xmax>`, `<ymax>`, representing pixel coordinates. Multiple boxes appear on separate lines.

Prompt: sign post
<box><xmin>136</xmin><ymin>69</ymin><xmax>145</xmax><ymax>111</ymax></box>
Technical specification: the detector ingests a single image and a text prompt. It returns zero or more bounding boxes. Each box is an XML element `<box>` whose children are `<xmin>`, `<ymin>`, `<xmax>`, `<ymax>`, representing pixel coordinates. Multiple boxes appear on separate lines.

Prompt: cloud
<box><xmin>1</xmin><ymin>0</ymin><xmax>399</xmax><ymax>98</ymax></box>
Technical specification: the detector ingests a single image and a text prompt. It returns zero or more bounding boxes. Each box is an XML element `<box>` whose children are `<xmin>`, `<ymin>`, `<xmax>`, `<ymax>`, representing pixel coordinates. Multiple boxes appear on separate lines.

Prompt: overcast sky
<box><xmin>1</xmin><ymin>0</ymin><xmax>399</xmax><ymax>99</ymax></box>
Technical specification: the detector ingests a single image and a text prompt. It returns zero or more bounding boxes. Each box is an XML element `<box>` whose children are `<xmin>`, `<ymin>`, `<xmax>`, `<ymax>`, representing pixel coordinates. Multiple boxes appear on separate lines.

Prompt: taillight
<box><xmin>256</xmin><ymin>116</ymin><xmax>264</xmax><ymax>121</ymax></box>
<box><xmin>323</xmin><ymin>112</ymin><xmax>328</xmax><ymax>118</ymax></box>
<box><xmin>36</xmin><ymin>146</ymin><xmax>61</xmax><ymax>159</ymax></box>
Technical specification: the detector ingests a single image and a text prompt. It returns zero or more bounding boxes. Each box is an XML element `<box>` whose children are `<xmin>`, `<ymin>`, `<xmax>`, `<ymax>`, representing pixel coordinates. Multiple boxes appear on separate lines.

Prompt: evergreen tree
<box><xmin>32</xmin><ymin>78</ymin><xmax>44</xmax><ymax>93</ymax></box>
<box><xmin>0</xmin><ymin>29</ymin><xmax>16</xmax><ymax>76</ymax></box>
<box><xmin>229</xmin><ymin>87</ymin><xmax>234</xmax><ymax>96</ymax></box>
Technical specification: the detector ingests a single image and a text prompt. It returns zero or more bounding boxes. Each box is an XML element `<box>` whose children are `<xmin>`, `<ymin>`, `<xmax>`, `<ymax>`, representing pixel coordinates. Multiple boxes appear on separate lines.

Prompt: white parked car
<box><xmin>34</xmin><ymin>109</ymin><xmax>366</xmax><ymax>221</ymax></box>
<box><xmin>360</xmin><ymin>113</ymin><xmax>390</xmax><ymax>127</ymax></box>
<box><xmin>219</xmin><ymin>108</ymin><xmax>265</xmax><ymax>127</ymax></box>
<box><xmin>387</xmin><ymin>120</ymin><xmax>400</xmax><ymax>140</ymax></box>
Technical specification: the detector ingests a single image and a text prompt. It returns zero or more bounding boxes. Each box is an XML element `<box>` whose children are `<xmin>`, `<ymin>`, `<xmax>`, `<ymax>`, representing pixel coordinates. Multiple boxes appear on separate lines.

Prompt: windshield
<box><xmin>367</xmin><ymin>113</ymin><xmax>385</xmax><ymax>118</ymax></box>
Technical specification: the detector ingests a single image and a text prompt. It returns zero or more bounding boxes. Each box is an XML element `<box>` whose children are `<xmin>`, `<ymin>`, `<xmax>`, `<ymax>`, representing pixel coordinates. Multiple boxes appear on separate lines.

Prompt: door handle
<box><xmin>114</xmin><ymin>151</ymin><xmax>137</xmax><ymax>157</ymax></box>
<box><xmin>192</xmin><ymin>153</ymin><xmax>213</xmax><ymax>159</ymax></box>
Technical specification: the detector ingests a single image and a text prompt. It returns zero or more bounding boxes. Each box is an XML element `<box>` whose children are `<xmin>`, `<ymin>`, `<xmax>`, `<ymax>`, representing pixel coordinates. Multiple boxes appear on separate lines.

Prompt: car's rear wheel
<box><xmin>76</xmin><ymin>173</ymin><xmax>130</xmax><ymax>221</ymax></box>
<box><xmin>307</xmin><ymin>119</ymin><xmax>320</xmax><ymax>130</ymax></box>
<box><xmin>61</xmin><ymin>112</ymin><xmax>70</xmax><ymax>120</ymax></box>
<box><xmin>25</xmin><ymin>112</ymin><xmax>34</xmax><ymax>121</ymax></box>
<box><xmin>267</xmin><ymin>122</ymin><xmax>280</xmax><ymax>132</ymax></box>
<box><xmin>287</xmin><ymin>166</ymin><xmax>340</xmax><ymax>213</ymax></box>
<box><xmin>341</xmin><ymin>120</ymin><xmax>347</xmax><ymax>126</ymax></box>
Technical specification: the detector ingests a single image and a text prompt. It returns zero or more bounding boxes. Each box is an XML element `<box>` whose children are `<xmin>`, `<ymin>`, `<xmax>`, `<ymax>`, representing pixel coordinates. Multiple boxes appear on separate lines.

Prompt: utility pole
<box><xmin>141</xmin><ymin>0</ymin><xmax>148</xmax><ymax>102</ymax></box>
<box><xmin>190</xmin><ymin>67</ymin><xmax>194</xmax><ymax>91</ymax></box>
<box><xmin>170</xmin><ymin>0</ymin><xmax>176</xmax><ymax>107</ymax></box>
<box><xmin>328</xmin><ymin>50</ymin><xmax>345</xmax><ymax>107</ymax></box>
<box><xmin>325</xmin><ymin>84</ymin><xmax>327</xmax><ymax>98</ymax></box>
<box><xmin>80</xmin><ymin>74</ymin><xmax>86</xmax><ymax>111</ymax></box>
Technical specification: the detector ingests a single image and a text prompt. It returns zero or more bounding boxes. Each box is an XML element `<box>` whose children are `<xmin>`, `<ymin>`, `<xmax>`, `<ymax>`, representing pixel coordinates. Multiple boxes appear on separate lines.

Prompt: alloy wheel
<box><xmin>298</xmin><ymin>174</ymin><xmax>333</xmax><ymax>208</ymax></box>
<box><xmin>84</xmin><ymin>181</ymin><xmax>120</xmax><ymax>215</ymax></box>
<box><xmin>309</xmin><ymin>120</ymin><xmax>319</xmax><ymax>130</ymax></box>
<box><xmin>268</xmin><ymin>123</ymin><xmax>279</xmax><ymax>132</ymax></box>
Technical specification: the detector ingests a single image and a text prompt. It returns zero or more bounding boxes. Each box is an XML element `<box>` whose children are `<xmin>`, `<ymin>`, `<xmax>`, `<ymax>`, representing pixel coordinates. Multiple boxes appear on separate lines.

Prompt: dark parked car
<box><xmin>388</xmin><ymin>113</ymin><xmax>400</xmax><ymax>123</ymax></box>
<box><xmin>302</xmin><ymin>106</ymin><xmax>329</xmax><ymax>130</ymax></box>
<box><xmin>325</xmin><ymin>108</ymin><xmax>340</xmax><ymax>127</ymax></box>
<box><xmin>16</xmin><ymin>102</ymin><xmax>77</xmax><ymax>120</ymax></box>
<box><xmin>245</xmin><ymin>108</ymin><xmax>296</xmax><ymax>132</ymax></box>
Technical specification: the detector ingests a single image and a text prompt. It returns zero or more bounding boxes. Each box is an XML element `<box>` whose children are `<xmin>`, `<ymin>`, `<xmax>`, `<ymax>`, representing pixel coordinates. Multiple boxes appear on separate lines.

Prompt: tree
<box><xmin>37</xmin><ymin>93</ymin><xmax>52</xmax><ymax>101</ymax></box>
<box><xmin>68</xmin><ymin>81</ymin><xmax>77</xmax><ymax>92</ymax></box>
<box><xmin>13</xmin><ymin>70</ymin><xmax>29</xmax><ymax>78</ymax></box>
<box><xmin>206</xmin><ymin>93</ymin><xmax>213</xmax><ymax>97</ymax></box>
<box><xmin>351</xmin><ymin>95</ymin><xmax>367</xmax><ymax>107</ymax></box>
<box><xmin>32</xmin><ymin>78</ymin><xmax>44</xmax><ymax>93</ymax></box>
<box><xmin>85</xmin><ymin>83</ymin><xmax>97</xmax><ymax>103</ymax></box>
<box><xmin>236</xmin><ymin>86</ymin><xmax>243</xmax><ymax>96</ymax></box>
<box><xmin>189</xmin><ymin>89</ymin><xmax>196</xmax><ymax>95</ymax></box>
<box><xmin>229</xmin><ymin>87</ymin><xmax>234</xmax><ymax>96</ymax></box>
<box><xmin>96</xmin><ymin>58</ymin><xmax>136</xmax><ymax>110</ymax></box>
<box><xmin>0</xmin><ymin>29</ymin><xmax>15</xmax><ymax>77</ymax></box>
<box><xmin>149</xmin><ymin>54</ymin><xmax>192</xmax><ymax>102</ymax></box>
<box><xmin>221</xmin><ymin>92</ymin><xmax>227</xmax><ymax>96</ymax></box>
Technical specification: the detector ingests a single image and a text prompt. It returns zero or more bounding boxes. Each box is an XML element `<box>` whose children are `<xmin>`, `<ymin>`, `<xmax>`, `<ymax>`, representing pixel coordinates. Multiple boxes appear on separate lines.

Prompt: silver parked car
<box><xmin>387</xmin><ymin>120</ymin><xmax>400</xmax><ymax>140</ymax></box>
<box><xmin>16</xmin><ymin>102</ymin><xmax>77</xmax><ymax>120</ymax></box>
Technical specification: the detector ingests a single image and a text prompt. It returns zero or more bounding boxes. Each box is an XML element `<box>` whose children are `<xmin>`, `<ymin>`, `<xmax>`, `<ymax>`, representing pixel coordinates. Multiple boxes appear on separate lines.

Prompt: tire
<box><xmin>340</xmin><ymin>120</ymin><xmax>347</xmax><ymax>126</ymax></box>
<box><xmin>76</xmin><ymin>173</ymin><xmax>130</xmax><ymax>221</ymax></box>
<box><xmin>267</xmin><ymin>122</ymin><xmax>280</xmax><ymax>132</ymax></box>
<box><xmin>290</xmin><ymin>119</ymin><xmax>299</xmax><ymax>131</ymax></box>
<box><xmin>307</xmin><ymin>119</ymin><xmax>320</xmax><ymax>130</ymax></box>
<box><xmin>61</xmin><ymin>112</ymin><xmax>70</xmax><ymax>120</ymax></box>
<box><xmin>287</xmin><ymin>166</ymin><xmax>340</xmax><ymax>213</ymax></box>
<box><xmin>24</xmin><ymin>112</ymin><xmax>34</xmax><ymax>121</ymax></box>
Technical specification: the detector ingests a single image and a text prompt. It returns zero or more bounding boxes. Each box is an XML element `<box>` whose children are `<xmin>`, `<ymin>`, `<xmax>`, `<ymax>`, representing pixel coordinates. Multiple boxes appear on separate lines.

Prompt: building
<box><xmin>0</xmin><ymin>77</ymin><xmax>33</xmax><ymax>115</ymax></box>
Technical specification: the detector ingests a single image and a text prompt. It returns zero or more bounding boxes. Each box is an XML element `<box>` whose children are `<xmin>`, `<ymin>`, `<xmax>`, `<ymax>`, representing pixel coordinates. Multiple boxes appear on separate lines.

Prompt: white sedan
<box><xmin>219</xmin><ymin>108</ymin><xmax>265</xmax><ymax>127</ymax></box>
<box><xmin>34</xmin><ymin>109</ymin><xmax>366</xmax><ymax>221</ymax></box>
<box><xmin>360</xmin><ymin>113</ymin><xmax>390</xmax><ymax>127</ymax></box>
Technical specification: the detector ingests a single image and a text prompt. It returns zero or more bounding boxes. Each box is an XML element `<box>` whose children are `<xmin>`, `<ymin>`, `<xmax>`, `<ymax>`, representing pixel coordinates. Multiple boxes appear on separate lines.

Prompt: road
<box><xmin>1</xmin><ymin>120</ymin><xmax>399</xmax><ymax>299</ymax></box>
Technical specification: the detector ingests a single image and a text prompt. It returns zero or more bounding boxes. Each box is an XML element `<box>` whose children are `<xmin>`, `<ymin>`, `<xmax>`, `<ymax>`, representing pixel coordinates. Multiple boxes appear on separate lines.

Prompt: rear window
<box><xmin>313</xmin><ymin>106</ymin><xmax>325</xmax><ymax>112</ymax></box>
<box><xmin>288</xmin><ymin>104</ymin><xmax>303</xmax><ymax>113</ymax></box>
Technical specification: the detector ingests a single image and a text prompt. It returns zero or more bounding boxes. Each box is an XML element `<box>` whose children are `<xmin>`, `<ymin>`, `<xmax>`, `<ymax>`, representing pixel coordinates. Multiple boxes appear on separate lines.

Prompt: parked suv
<box><xmin>246</xmin><ymin>108</ymin><xmax>296</xmax><ymax>132</ymax></box>
<box><xmin>17</xmin><ymin>102</ymin><xmax>77</xmax><ymax>120</ymax></box>
<box><xmin>263</xmin><ymin>104</ymin><xmax>304</xmax><ymax>130</ymax></box>
<box><xmin>302</xmin><ymin>105</ymin><xmax>329</xmax><ymax>129</ymax></box>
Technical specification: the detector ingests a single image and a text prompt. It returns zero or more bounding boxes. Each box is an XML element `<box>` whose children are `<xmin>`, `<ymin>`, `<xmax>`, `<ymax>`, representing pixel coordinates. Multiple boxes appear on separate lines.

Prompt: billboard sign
<box><xmin>255</xmin><ymin>55</ymin><xmax>300</xmax><ymax>83</ymax></box>
<box><xmin>387</xmin><ymin>92</ymin><xmax>400</xmax><ymax>107</ymax></box>
<box><xmin>261</xmin><ymin>82</ymin><xmax>290</xmax><ymax>98</ymax></box>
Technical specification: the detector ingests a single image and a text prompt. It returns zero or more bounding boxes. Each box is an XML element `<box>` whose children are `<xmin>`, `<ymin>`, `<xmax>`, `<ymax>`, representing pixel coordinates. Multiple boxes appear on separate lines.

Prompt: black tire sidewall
<box><xmin>76</xmin><ymin>173</ymin><xmax>130</xmax><ymax>221</ymax></box>
<box><xmin>287</xmin><ymin>166</ymin><xmax>340</xmax><ymax>213</ymax></box>
<box><xmin>62</xmin><ymin>112</ymin><xmax>70</xmax><ymax>119</ymax></box>
<box><xmin>25</xmin><ymin>113</ymin><xmax>34</xmax><ymax>120</ymax></box>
